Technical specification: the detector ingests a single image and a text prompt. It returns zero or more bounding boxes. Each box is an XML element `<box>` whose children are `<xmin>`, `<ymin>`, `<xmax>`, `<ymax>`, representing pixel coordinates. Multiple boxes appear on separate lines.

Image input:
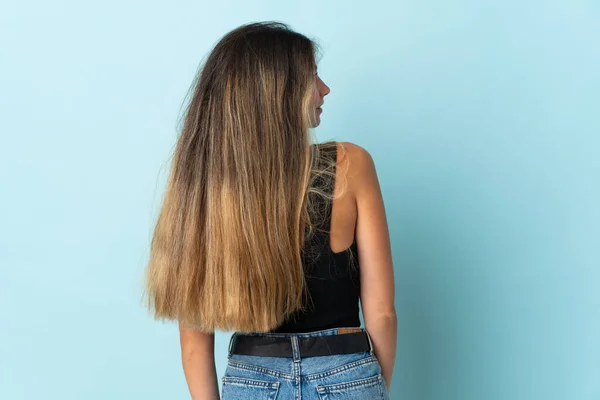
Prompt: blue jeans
<box><xmin>221</xmin><ymin>327</ymin><xmax>390</xmax><ymax>399</ymax></box>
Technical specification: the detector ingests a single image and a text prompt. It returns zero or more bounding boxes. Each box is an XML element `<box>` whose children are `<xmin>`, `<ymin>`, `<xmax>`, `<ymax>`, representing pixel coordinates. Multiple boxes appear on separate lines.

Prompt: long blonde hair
<box><xmin>143</xmin><ymin>22</ymin><xmax>344</xmax><ymax>333</ymax></box>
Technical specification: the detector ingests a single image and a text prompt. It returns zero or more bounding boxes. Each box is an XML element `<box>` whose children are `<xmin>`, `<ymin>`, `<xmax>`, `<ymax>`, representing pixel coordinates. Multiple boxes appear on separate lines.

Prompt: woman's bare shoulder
<box><xmin>337</xmin><ymin>141</ymin><xmax>376</xmax><ymax>187</ymax></box>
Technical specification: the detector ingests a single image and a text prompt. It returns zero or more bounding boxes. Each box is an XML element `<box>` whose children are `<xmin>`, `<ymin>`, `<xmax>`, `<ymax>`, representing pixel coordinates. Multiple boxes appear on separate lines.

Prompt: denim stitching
<box><xmin>272</xmin><ymin>382</ymin><xmax>280</xmax><ymax>400</ymax></box>
<box><xmin>227</xmin><ymin>360</ymin><xmax>295</xmax><ymax>380</ymax></box>
<box><xmin>315</xmin><ymin>374</ymin><xmax>382</xmax><ymax>392</ymax></box>
<box><xmin>221</xmin><ymin>376</ymin><xmax>280</xmax><ymax>389</ymax></box>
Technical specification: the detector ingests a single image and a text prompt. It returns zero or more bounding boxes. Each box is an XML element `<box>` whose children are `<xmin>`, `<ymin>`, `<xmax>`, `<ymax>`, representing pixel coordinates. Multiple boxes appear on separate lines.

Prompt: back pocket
<box><xmin>221</xmin><ymin>376</ymin><xmax>280</xmax><ymax>400</ymax></box>
<box><xmin>316</xmin><ymin>374</ymin><xmax>386</xmax><ymax>399</ymax></box>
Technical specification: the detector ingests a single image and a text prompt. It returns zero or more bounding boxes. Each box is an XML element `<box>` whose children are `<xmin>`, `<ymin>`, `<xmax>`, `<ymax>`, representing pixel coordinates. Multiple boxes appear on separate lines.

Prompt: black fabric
<box><xmin>269</xmin><ymin>143</ymin><xmax>361</xmax><ymax>333</ymax></box>
<box><xmin>231</xmin><ymin>332</ymin><xmax>370</xmax><ymax>358</ymax></box>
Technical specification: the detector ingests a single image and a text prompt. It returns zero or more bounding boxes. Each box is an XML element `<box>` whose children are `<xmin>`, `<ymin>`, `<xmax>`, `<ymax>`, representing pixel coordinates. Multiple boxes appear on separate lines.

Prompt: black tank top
<box><xmin>269</xmin><ymin>144</ymin><xmax>361</xmax><ymax>333</ymax></box>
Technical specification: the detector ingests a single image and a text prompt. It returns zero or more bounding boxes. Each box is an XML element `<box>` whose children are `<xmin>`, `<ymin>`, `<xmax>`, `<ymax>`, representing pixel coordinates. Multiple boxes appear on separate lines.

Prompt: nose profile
<box><xmin>321</xmin><ymin>81</ymin><xmax>331</xmax><ymax>97</ymax></box>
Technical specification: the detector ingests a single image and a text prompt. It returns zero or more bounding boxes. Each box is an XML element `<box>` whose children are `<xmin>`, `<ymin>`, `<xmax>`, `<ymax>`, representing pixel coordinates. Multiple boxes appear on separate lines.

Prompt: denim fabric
<box><xmin>221</xmin><ymin>327</ymin><xmax>390</xmax><ymax>400</ymax></box>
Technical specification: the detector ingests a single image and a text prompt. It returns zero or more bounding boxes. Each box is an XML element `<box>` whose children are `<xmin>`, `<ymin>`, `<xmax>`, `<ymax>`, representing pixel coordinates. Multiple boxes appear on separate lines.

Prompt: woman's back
<box><xmin>271</xmin><ymin>140</ymin><xmax>395</xmax><ymax>334</ymax></box>
<box><xmin>270</xmin><ymin>142</ymin><xmax>361</xmax><ymax>333</ymax></box>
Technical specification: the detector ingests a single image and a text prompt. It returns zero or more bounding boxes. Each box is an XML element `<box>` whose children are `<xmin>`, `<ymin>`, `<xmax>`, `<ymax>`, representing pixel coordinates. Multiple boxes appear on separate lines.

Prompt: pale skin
<box><xmin>179</xmin><ymin>71</ymin><xmax>397</xmax><ymax>399</ymax></box>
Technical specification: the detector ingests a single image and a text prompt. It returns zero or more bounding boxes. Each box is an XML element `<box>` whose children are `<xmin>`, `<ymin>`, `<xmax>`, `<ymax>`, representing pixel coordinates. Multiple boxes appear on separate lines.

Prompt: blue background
<box><xmin>1</xmin><ymin>1</ymin><xmax>598</xmax><ymax>399</ymax></box>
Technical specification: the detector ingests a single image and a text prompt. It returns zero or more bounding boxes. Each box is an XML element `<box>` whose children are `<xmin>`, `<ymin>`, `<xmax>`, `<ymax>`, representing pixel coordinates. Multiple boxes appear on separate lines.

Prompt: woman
<box><xmin>144</xmin><ymin>21</ymin><xmax>397</xmax><ymax>399</ymax></box>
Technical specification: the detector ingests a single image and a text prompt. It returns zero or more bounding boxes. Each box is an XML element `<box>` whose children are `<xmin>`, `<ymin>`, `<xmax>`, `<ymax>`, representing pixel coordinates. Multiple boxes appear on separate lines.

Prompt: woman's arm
<box><xmin>345</xmin><ymin>142</ymin><xmax>398</xmax><ymax>391</ymax></box>
<box><xmin>179</xmin><ymin>323</ymin><xmax>220</xmax><ymax>400</ymax></box>
<box><xmin>365</xmin><ymin>314</ymin><xmax>398</xmax><ymax>391</ymax></box>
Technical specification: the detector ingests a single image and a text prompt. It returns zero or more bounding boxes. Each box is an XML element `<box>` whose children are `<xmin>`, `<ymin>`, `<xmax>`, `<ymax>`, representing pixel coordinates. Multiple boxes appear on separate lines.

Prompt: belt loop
<box><xmin>227</xmin><ymin>332</ymin><xmax>236</xmax><ymax>359</ymax></box>
<box><xmin>364</xmin><ymin>328</ymin><xmax>375</xmax><ymax>356</ymax></box>
<box><xmin>291</xmin><ymin>336</ymin><xmax>301</xmax><ymax>362</ymax></box>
